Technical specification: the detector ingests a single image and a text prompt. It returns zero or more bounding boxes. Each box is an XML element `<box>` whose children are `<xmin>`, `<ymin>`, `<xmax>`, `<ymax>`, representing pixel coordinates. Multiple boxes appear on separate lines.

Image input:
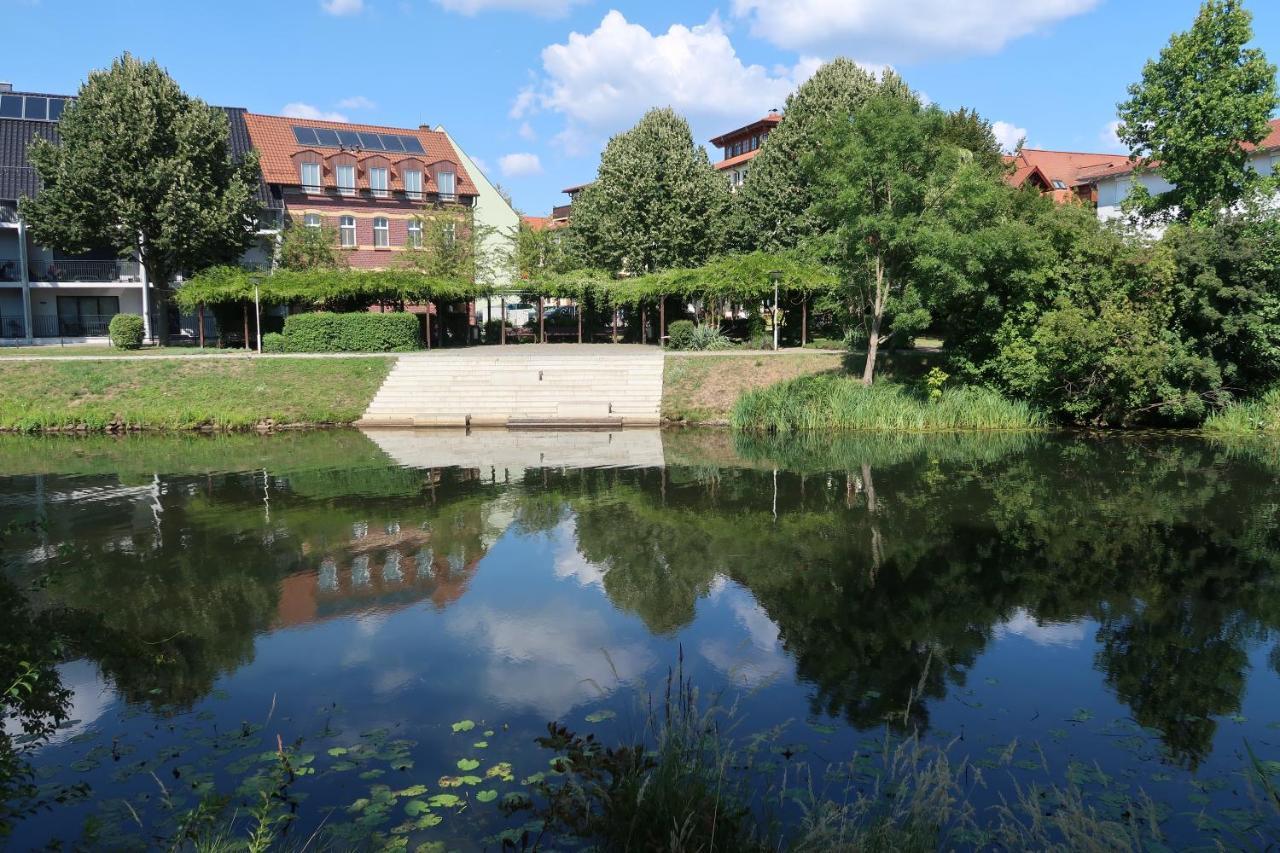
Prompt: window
<box><xmin>443</xmin><ymin>222</ymin><xmax>456</xmax><ymax>249</ymax></box>
<box><xmin>303</xmin><ymin>213</ymin><xmax>322</xmax><ymax>229</ymax></box>
<box><xmin>1052</xmin><ymin>180</ymin><xmax>1067</xmax><ymax>190</ymax></box>
<box><xmin>336</xmin><ymin>164</ymin><xmax>356</xmax><ymax>195</ymax></box>
<box><xmin>403</xmin><ymin>169</ymin><xmax>423</xmax><ymax>200</ymax></box>
<box><xmin>370</xmin><ymin>167</ymin><xmax>389</xmax><ymax>197</ymax></box>
<box><xmin>339</xmin><ymin>215</ymin><xmax>356</xmax><ymax>247</ymax></box>
<box><xmin>437</xmin><ymin>170</ymin><xmax>456</xmax><ymax>201</ymax></box>
<box><xmin>373</xmin><ymin>216</ymin><xmax>389</xmax><ymax>248</ymax></box>
<box><xmin>406</xmin><ymin>219</ymin><xmax>422</xmax><ymax>247</ymax></box>
<box><xmin>751</xmin><ymin>135</ymin><xmax>759</xmax><ymax>150</ymax></box>
<box><xmin>300</xmin><ymin>162</ymin><xmax>322</xmax><ymax>192</ymax></box>
<box><xmin>57</xmin><ymin>294</ymin><xmax>120</xmax><ymax>336</ymax></box>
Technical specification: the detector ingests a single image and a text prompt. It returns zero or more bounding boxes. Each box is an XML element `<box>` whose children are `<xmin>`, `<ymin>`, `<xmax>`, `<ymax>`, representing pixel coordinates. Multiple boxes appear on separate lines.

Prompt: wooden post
<box><xmin>538</xmin><ymin>295</ymin><xmax>544</xmax><ymax>343</ymax></box>
<box><xmin>802</xmin><ymin>297</ymin><xmax>808</xmax><ymax>347</ymax></box>
<box><xmin>198</xmin><ymin>302</ymin><xmax>205</xmax><ymax>349</ymax></box>
<box><xmin>577</xmin><ymin>298</ymin><xmax>583</xmax><ymax>343</ymax></box>
<box><xmin>500</xmin><ymin>298</ymin><xmax>506</xmax><ymax>345</ymax></box>
<box><xmin>425</xmin><ymin>300</ymin><xmax>432</xmax><ymax>350</ymax></box>
<box><xmin>659</xmin><ymin>296</ymin><xmax>666</xmax><ymax>348</ymax></box>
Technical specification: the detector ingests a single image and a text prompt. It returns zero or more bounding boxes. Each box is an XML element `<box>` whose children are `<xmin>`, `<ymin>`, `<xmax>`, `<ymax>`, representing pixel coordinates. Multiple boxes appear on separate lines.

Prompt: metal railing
<box><xmin>31</xmin><ymin>314</ymin><xmax>117</xmax><ymax>338</ymax></box>
<box><xmin>0</xmin><ymin>314</ymin><xmax>25</xmax><ymax>339</ymax></box>
<box><xmin>28</xmin><ymin>259</ymin><xmax>142</xmax><ymax>283</ymax></box>
<box><xmin>0</xmin><ymin>258</ymin><xmax>19</xmax><ymax>282</ymax></box>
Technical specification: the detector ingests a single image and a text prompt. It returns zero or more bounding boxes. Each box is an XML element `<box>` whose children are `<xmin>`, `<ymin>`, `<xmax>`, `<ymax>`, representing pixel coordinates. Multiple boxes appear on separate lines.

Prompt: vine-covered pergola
<box><xmin>177</xmin><ymin>251</ymin><xmax>841</xmax><ymax>347</ymax></box>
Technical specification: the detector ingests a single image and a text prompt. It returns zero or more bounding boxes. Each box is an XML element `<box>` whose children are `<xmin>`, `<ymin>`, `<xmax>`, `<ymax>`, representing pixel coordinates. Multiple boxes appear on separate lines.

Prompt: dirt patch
<box><xmin>662</xmin><ymin>352</ymin><xmax>847</xmax><ymax>423</ymax></box>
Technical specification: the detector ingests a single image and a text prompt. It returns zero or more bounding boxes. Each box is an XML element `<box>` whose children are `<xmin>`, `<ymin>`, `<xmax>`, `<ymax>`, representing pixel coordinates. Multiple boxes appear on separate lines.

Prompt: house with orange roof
<box><xmin>1003</xmin><ymin>148</ymin><xmax>1134</xmax><ymax>205</ymax></box>
<box><xmin>710</xmin><ymin>110</ymin><xmax>782</xmax><ymax>189</ymax></box>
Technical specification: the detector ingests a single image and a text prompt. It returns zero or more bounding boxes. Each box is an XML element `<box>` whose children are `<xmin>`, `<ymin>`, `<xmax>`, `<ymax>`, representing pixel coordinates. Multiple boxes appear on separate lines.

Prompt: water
<box><xmin>1</xmin><ymin>428</ymin><xmax>1278</xmax><ymax>849</ymax></box>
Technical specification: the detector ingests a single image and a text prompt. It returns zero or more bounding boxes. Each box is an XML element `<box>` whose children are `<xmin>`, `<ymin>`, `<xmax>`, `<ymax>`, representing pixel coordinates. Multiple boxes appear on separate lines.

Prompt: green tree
<box><xmin>1116</xmin><ymin>0</ymin><xmax>1278</xmax><ymax>225</ymax></box>
<box><xmin>569</xmin><ymin>108</ymin><xmax>728</xmax><ymax>274</ymax></box>
<box><xmin>278</xmin><ymin>222</ymin><xmax>347</xmax><ymax>272</ymax></box>
<box><xmin>939</xmin><ymin>107</ymin><xmax>1008</xmax><ymax>174</ymax></box>
<box><xmin>20</xmin><ymin>54</ymin><xmax>262</xmax><ymax>340</ymax></box>
<box><xmin>727</xmin><ymin>59</ymin><xmax>882</xmax><ymax>253</ymax></box>
<box><xmin>809</xmin><ymin>93</ymin><xmax>965</xmax><ymax>385</ymax></box>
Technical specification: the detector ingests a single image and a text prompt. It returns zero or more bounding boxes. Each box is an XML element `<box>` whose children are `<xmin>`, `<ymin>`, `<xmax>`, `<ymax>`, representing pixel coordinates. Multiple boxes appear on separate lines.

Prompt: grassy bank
<box><xmin>1204</xmin><ymin>388</ymin><xmax>1280</xmax><ymax>435</ymax></box>
<box><xmin>0</xmin><ymin>358</ymin><xmax>392</xmax><ymax>432</ymax></box>
<box><xmin>663</xmin><ymin>352</ymin><xmax>846</xmax><ymax>423</ymax></box>
<box><xmin>0</xmin><ymin>344</ymin><xmax>243</xmax><ymax>357</ymax></box>
<box><xmin>731</xmin><ymin>373</ymin><xmax>1043</xmax><ymax>433</ymax></box>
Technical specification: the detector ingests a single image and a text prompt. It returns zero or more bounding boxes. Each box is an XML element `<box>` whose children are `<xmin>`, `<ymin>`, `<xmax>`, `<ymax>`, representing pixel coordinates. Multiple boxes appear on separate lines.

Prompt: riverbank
<box><xmin>0</xmin><ymin>358</ymin><xmax>393</xmax><ymax>432</ymax></box>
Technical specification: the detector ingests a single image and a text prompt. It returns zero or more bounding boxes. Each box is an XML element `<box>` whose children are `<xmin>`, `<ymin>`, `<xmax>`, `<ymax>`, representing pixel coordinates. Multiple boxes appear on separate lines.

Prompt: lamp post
<box><xmin>769</xmin><ymin>270</ymin><xmax>782</xmax><ymax>351</ymax></box>
<box><xmin>250</xmin><ymin>273</ymin><xmax>264</xmax><ymax>354</ymax></box>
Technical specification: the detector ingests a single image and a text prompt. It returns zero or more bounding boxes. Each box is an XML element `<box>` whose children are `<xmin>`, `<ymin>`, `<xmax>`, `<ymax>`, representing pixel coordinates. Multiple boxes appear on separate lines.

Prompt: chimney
<box><xmin>419</xmin><ymin>123</ymin><xmax>431</xmax><ymax>132</ymax></box>
<box><xmin>0</xmin><ymin>83</ymin><xmax>13</xmax><ymax>94</ymax></box>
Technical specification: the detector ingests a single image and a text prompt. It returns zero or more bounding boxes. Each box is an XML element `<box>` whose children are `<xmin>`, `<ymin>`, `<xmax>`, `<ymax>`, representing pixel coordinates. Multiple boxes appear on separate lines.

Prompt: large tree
<box><xmin>809</xmin><ymin>92</ymin><xmax>975</xmax><ymax>385</ymax></box>
<box><xmin>1116</xmin><ymin>0</ymin><xmax>1278</xmax><ymax>226</ymax></box>
<box><xmin>726</xmin><ymin>59</ymin><xmax>883</xmax><ymax>253</ymax></box>
<box><xmin>569</xmin><ymin>108</ymin><xmax>728</xmax><ymax>274</ymax></box>
<box><xmin>21</xmin><ymin>54</ymin><xmax>262</xmax><ymax>340</ymax></box>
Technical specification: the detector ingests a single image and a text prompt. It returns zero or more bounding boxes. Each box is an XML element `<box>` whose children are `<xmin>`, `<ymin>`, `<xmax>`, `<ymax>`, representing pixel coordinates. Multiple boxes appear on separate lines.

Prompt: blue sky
<box><xmin>4</xmin><ymin>0</ymin><xmax>1278</xmax><ymax>214</ymax></box>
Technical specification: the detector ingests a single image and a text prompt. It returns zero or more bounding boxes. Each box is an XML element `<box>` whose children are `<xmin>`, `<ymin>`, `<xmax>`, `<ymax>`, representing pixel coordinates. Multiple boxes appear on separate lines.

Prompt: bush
<box><xmin>281</xmin><ymin>312</ymin><xmax>420</xmax><ymax>352</ymax></box>
<box><xmin>108</xmin><ymin>314</ymin><xmax>145</xmax><ymax>349</ymax></box>
<box><xmin>666</xmin><ymin>320</ymin><xmax>695</xmax><ymax>350</ymax></box>
<box><xmin>1203</xmin><ymin>387</ymin><xmax>1280</xmax><ymax>435</ymax></box>
<box><xmin>261</xmin><ymin>332</ymin><xmax>285</xmax><ymax>353</ymax></box>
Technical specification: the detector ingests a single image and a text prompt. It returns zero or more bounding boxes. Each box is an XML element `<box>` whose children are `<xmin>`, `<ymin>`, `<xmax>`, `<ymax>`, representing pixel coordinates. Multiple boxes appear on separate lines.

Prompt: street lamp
<box><xmin>250</xmin><ymin>273</ymin><xmax>264</xmax><ymax>354</ymax></box>
<box><xmin>768</xmin><ymin>270</ymin><xmax>782</xmax><ymax>351</ymax></box>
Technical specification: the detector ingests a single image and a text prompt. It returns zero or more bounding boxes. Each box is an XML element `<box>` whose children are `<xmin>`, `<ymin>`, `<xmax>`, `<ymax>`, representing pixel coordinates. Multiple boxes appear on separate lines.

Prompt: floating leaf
<box><xmin>807</xmin><ymin>722</ymin><xmax>837</xmax><ymax>736</ymax></box>
<box><xmin>438</xmin><ymin>776</ymin><xmax>463</xmax><ymax>788</ymax></box>
<box><xmin>476</xmin><ymin>789</ymin><xmax>498</xmax><ymax>803</ymax></box>
<box><xmin>585</xmin><ymin>710</ymin><xmax>616</xmax><ymax>724</ymax></box>
<box><xmin>1069</xmin><ymin>708</ymin><xmax>1093</xmax><ymax>723</ymax></box>
<box><xmin>428</xmin><ymin>793</ymin><xmax>461</xmax><ymax>808</ymax></box>
<box><xmin>451</xmin><ymin>720</ymin><xmax>475</xmax><ymax>733</ymax></box>
<box><xmin>404</xmin><ymin>799</ymin><xmax>431</xmax><ymax>816</ymax></box>
<box><xmin>414</xmin><ymin>814</ymin><xmax>443</xmax><ymax>829</ymax></box>
<box><xmin>486</xmin><ymin>762</ymin><xmax>514</xmax><ymax>782</ymax></box>
<box><xmin>472</xmin><ymin>741</ymin><xmax>489</xmax><ymax>749</ymax></box>
<box><xmin>359</xmin><ymin>769</ymin><xmax>385</xmax><ymax>780</ymax></box>
<box><xmin>395</xmin><ymin>785</ymin><xmax>428</xmax><ymax>798</ymax></box>
<box><xmin>457</xmin><ymin>758</ymin><xmax>480</xmax><ymax>771</ymax></box>
<box><xmin>328</xmin><ymin>747</ymin><xmax>349</xmax><ymax>757</ymax></box>
<box><xmin>521</xmin><ymin>772</ymin><xmax>546</xmax><ymax>786</ymax></box>
<box><xmin>459</xmin><ymin>775</ymin><xmax>482</xmax><ymax>785</ymax></box>
<box><xmin>483</xmin><ymin>730</ymin><xmax>495</xmax><ymax>737</ymax></box>
<box><xmin>416</xmin><ymin>842</ymin><xmax>447</xmax><ymax>852</ymax></box>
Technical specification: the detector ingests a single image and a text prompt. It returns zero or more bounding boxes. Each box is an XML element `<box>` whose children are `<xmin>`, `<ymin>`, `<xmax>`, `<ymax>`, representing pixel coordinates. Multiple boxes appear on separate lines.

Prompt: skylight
<box><xmin>291</xmin><ymin>125</ymin><xmax>425</xmax><ymax>154</ymax></box>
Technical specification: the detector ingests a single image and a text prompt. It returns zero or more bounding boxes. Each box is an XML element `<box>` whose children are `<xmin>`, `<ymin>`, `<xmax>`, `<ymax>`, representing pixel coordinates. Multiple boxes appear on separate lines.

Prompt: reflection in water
<box><xmin>1</xmin><ymin>428</ymin><xmax>1279</xmax><ymax>846</ymax></box>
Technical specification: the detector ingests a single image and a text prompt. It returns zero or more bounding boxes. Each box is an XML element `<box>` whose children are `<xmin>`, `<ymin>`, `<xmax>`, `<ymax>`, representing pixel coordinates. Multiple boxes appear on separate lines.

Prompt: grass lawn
<box><xmin>0</xmin><ymin>344</ymin><xmax>245</xmax><ymax>357</ymax></box>
<box><xmin>0</xmin><ymin>358</ymin><xmax>393</xmax><ymax>432</ymax></box>
<box><xmin>663</xmin><ymin>352</ymin><xmax>846</xmax><ymax>423</ymax></box>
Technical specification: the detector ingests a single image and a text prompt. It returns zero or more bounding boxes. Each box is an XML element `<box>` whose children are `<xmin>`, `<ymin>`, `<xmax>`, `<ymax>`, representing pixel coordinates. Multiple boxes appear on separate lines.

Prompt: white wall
<box><xmin>437</xmin><ymin>126</ymin><xmax>520</xmax><ymax>289</ymax></box>
<box><xmin>1096</xmin><ymin>151</ymin><xmax>1278</xmax><ymax>225</ymax></box>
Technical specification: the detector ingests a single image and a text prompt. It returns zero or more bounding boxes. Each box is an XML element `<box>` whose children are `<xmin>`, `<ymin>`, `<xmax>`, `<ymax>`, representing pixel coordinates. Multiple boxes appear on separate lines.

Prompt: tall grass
<box><xmin>731</xmin><ymin>374</ymin><xmax>1044</xmax><ymax>434</ymax></box>
<box><xmin>1203</xmin><ymin>387</ymin><xmax>1280</xmax><ymax>435</ymax></box>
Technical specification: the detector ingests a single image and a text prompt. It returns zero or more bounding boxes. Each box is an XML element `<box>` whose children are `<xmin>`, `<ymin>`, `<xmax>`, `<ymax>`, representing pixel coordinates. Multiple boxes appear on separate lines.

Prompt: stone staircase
<box><xmin>356</xmin><ymin>345</ymin><xmax>664</xmax><ymax>428</ymax></box>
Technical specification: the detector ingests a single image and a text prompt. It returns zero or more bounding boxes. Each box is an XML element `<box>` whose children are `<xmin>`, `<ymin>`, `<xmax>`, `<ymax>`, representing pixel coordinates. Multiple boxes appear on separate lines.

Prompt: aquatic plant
<box><xmin>1203</xmin><ymin>387</ymin><xmax>1280</xmax><ymax>435</ymax></box>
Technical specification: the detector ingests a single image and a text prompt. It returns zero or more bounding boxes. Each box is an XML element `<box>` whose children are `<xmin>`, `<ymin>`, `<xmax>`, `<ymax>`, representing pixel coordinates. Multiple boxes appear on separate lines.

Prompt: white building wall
<box><xmin>1096</xmin><ymin>151</ymin><xmax>1279</xmax><ymax>225</ymax></box>
<box><xmin>437</xmin><ymin>126</ymin><xmax>519</xmax><ymax>290</ymax></box>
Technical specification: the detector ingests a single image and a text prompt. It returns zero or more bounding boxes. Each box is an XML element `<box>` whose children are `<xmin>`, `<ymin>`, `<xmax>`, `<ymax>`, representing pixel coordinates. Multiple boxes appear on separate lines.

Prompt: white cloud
<box><xmin>992</xmin><ymin>120</ymin><xmax>1027</xmax><ymax>154</ymax></box>
<box><xmin>281</xmin><ymin>102</ymin><xmax>349</xmax><ymax>123</ymax></box>
<box><xmin>519</xmin><ymin>11</ymin><xmax>818</xmax><ymax>156</ymax></box>
<box><xmin>995</xmin><ymin>609</ymin><xmax>1086</xmax><ymax>648</ymax></box>
<box><xmin>732</xmin><ymin>0</ymin><xmax>1099</xmax><ymax>63</ymax></box>
<box><xmin>518</xmin><ymin>121</ymin><xmax>537</xmax><ymax>141</ymax></box>
<box><xmin>320</xmin><ymin>0</ymin><xmax>364</xmax><ymax>15</ymax></box>
<box><xmin>337</xmin><ymin>95</ymin><xmax>377</xmax><ymax>110</ymax></box>
<box><xmin>435</xmin><ymin>0</ymin><xmax>584</xmax><ymax>15</ymax></box>
<box><xmin>1099</xmin><ymin>120</ymin><xmax>1126</xmax><ymax>153</ymax></box>
<box><xmin>499</xmin><ymin>152</ymin><xmax>544</xmax><ymax>177</ymax></box>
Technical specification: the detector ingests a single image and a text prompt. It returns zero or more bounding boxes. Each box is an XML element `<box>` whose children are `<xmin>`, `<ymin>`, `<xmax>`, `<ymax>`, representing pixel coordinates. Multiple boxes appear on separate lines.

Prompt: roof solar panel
<box><xmin>381</xmin><ymin>134</ymin><xmax>405</xmax><ymax>152</ymax></box>
<box><xmin>357</xmin><ymin>132</ymin><xmax>385</xmax><ymax>150</ymax></box>
<box><xmin>400</xmin><ymin>136</ymin><xmax>425</xmax><ymax>154</ymax></box>
<box><xmin>314</xmin><ymin>128</ymin><xmax>340</xmax><ymax>146</ymax></box>
<box><xmin>292</xmin><ymin>126</ymin><xmax>320</xmax><ymax>145</ymax></box>
<box><xmin>335</xmin><ymin>130</ymin><xmax>361</xmax><ymax>147</ymax></box>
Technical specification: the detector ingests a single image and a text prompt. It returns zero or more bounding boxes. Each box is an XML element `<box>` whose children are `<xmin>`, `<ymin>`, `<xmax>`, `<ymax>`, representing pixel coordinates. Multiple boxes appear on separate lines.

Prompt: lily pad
<box><xmin>486</xmin><ymin>762</ymin><xmax>514</xmax><ymax>782</ymax></box>
<box><xmin>327</xmin><ymin>747</ymin><xmax>349</xmax><ymax>757</ymax></box>
<box><xmin>451</xmin><ymin>720</ymin><xmax>476</xmax><ymax>733</ymax></box>
<box><xmin>404</xmin><ymin>799</ymin><xmax>431</xmax><ymax>816</ymax></box>
<box><xmin>476</xmin><ymin>789</ymin><xmax>498</xmax><ymax>803</ymax></box>
<box><xmin>585</xmin><ymin>710</ymin><xmax>616</xmax><ymax>724</ymax></box>
<box><xmin>428</xmin><ymin>793</ymin><xmax>461</xmax><ymax>808</ymax></box>
<box><xmin>473</xmin><ymin>741</ymin><xmax>489</xmax><ymax>749</ymax></box>
<box><xmin>483</xmin><ymin>730</ymin><xmax>495</xmax><ymax>737</ymax></box>
<box><xmin>457</xmin><ymin>758</ymin><xmax>480</xmax><ymax>771</ymax></box>
<box><xmin>396</xmin><ymin>784</ymin><xmax>429</xmax><ymax>797</ymax></box>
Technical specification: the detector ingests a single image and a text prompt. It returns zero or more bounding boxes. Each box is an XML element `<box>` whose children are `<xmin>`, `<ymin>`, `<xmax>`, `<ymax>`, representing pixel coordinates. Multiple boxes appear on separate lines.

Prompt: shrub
<box><xmin>1203</xmin><ymin>387</ymin><xmax>1280</xmax><ymax>435</ymax></box>
<box><xmin>689</xmin><ymin>324</ymin><xmax>734</xmax><ymax>351</ymax></box>
<box><xmin>666</xmin><ymin>320</ymin><xmax>695</xmax><ymax>350</ymax></box>
<box><xmin>281</xmin><ymin>312</ymin><xmax>420</xmax><ymax>352</ymax></box>
<box><xmin>261</xmin><ymin>332</ymin><xmax>285</xmax><ymax>353</ymax></box>
<box><xmin>108</xmin><ymin>314</ymin><xmax>145</xmax><ymax>349</ymax></box>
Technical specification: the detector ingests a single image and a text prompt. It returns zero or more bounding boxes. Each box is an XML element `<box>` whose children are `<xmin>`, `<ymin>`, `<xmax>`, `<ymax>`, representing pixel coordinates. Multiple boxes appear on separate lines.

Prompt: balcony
<box><xmin>552</xmin><ymin>204</ymin><xmax>573</xmax><ymax>220</ymax></box>
<box><xmin>31</xmin><ymin>314</ymin><xmax>118</xmax><ymax>338</ymax></box>
<box><xmin>29</xmin><ymin>259</ymin><xmax>142</xmax><ymax>283</ymax></box>
<box><xmin>0</xmin><ymin>314</ymin><xmax>25</xmax><ymax>339</ymax></box>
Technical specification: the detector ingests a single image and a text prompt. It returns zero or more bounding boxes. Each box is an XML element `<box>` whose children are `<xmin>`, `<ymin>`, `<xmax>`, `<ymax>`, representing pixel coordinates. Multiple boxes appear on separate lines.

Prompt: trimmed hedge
<box><xmin>108</xmin><ymin>314</ymin><xmax>145</xmax><ymax>349</ymax></box>
<box><xmin>281</xmin><ymin>312</ymin><xmax>420</xmax><ymax>352</ymax></box>
<box><xmin>667</xmin><ymin>320</ymin><xmax>696</xmax><ymax>350</ymax></box>
<box><xmin>261</xmin><ymin>332</ymin><xmax>286</xmax><ymax>353</ymax></box>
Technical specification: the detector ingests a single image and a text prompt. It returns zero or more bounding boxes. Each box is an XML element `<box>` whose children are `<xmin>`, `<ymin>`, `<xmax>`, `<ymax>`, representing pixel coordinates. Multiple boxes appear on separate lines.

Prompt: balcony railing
<box><xmin>28</xmin><ymin>260</ymin><xmax>142</xmax><ymax>283</ymax></box>
<box><xmin>0</xmin><ymin>314</ymin><xmax>25</xmax><ymax>339</ymax></box>
<box><xmin>31</xmin><ymin>314</ymin><xmax>117</xmax><ymax>338</ymax></box>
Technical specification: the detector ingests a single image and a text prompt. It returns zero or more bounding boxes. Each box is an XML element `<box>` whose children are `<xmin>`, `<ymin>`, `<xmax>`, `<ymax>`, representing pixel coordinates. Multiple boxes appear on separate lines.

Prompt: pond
<box><xmin>1</xmin><ymin>428</ymin><xmax>1279</xmax><ymax>849</ymax></box>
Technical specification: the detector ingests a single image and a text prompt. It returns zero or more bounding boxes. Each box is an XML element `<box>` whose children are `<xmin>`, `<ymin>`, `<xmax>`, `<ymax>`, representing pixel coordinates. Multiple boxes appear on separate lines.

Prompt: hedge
<box><xmin>261</xmin><ymin>332</ymin><xmax>286</xmax><ymax>353</ymax></box>
<box><xmin>281</xmin><ymin>312</ymin><xmax>420</xmax><ymax>352</ymax></box>
<box><xmin>108</xmin><ymin>314</ymin><xmax>145</xmax><ymax>349</ymax></box>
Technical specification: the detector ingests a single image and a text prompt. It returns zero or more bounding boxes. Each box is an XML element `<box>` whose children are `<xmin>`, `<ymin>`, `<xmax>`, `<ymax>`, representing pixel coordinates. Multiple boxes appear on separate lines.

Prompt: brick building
<box><xmin>710</xmin><ymin>110</ymin><xmax>782</xmax><ymax>189</ymax></box>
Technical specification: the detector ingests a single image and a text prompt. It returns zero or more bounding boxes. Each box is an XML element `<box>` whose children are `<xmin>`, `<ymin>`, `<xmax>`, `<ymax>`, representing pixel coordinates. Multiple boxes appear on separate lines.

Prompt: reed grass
<box><xmin>730</xmin><ymin>374</ymin><xmax>1044</xmax><ymax>434</ymax></box>
<box><xmin>1203</xmin><ymin>387</ymin><xmax>1280</xmax><ymax>435</ymax></box>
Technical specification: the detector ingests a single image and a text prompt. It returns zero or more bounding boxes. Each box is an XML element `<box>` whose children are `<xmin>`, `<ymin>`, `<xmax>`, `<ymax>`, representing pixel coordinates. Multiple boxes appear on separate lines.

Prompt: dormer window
<box><xmin>370</xmin><ymin>167</ymin><xmax>389</xmax><ymax>198</ymax></box>
<box><xmin>336</xmin><ymin>164</ymin><xmax>356</xmax><ymax>195</ymax></box>
<box><xmin>300</xmin><ymin>162</ymin><xmax>322</xmax><ymax>193</ymax></box>
<box><xmin>437</xmin><ymin>170</ymin><xmax>456</xmax><ymax>202</ymax></box>
<box><xmin>1052</xmin><ymin>180</ymin><xmax>1067</xmax><ymax>190</ymax></box>
<box><xmin>403</xmin><ymin>169</ymin><xmax>423</xmax><ymax>200</ymax></box>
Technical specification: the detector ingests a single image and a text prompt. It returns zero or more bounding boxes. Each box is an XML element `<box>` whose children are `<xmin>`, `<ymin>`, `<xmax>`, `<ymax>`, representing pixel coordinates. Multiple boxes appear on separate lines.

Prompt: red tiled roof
<box><xmin>1074</xmin><ymin>118</ymin><xmax>1280</xmax><ymax>184</ymax></box>
<box><xmin>1004</xmin><ymin>148</ymin><xmax>1134</xmax><ymax>193</ymax></box>
<box><xmin>714</xmin><ymin>148</ymin><xmax>762</xmax><ymax>171</ymax></box>
<box><xmin>243</xmin><ymin>112</ymin><xmax>478</xmax><ymax>197</ymax></box>
<box><xmin>710</xmin><ymin>112</ymin><xmax>782</xmax><ymax>147</ymax></box>
<box><xmin>522</xmin><ymin>215</ymin><xmax>569</xmax><ymax>232</ymax></box>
